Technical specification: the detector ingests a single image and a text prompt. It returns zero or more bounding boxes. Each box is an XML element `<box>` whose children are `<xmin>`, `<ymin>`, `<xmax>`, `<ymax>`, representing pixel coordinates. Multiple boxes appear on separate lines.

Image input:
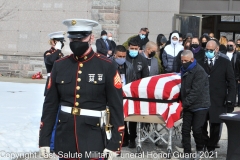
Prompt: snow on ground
<box><xmin>0</xmin><ymin>82</ymin><xmax>45</xmax><ymax>159</ymax></box>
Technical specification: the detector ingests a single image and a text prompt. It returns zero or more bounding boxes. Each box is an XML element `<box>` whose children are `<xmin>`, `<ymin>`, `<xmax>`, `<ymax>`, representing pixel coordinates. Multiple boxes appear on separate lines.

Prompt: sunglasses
<box><xmin>205</xmin><ymin>49</ymin><xmax>215</xmax><ymax>53</ymax></box>
<box><xmin>227</xmin><ymin>45</ymin><xmax>233</xmax><ymax>47</ymax></box>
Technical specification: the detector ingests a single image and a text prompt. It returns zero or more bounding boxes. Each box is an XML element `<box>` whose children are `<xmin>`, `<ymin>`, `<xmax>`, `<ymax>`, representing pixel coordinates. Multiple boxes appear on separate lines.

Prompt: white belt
<box><xmin>47</xmin><ymin>73</ymin><xmax>51</xmax><ymax>77</ymax></box>
<box><xmin>61</xmin><ymin>105</ymin><xmax>106</xmax><ymax>118</ymax></box>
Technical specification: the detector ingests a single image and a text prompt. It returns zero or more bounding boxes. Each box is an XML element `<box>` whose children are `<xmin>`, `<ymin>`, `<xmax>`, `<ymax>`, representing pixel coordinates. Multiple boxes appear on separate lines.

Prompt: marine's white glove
<box><xmin>39</xmin><ymin>146</ymin><xmax>50</xmax><ymax>159</ymax></box>
<box><xmin>54</xmin><ymin>41</ymin><xmax>62</xmax><ymax>50</ymax></box>
<box><xmin>103</xmin><ymin>148</ymin><xmax>119</xmax><ymax>160</ymax></box>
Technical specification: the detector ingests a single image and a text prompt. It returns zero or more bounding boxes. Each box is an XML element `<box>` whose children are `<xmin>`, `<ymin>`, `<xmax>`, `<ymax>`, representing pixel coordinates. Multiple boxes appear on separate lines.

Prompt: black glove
<box><xmin>226</xmin><ymin>101</ymin><xmax>234</xmax><ymax>113</ymax></box>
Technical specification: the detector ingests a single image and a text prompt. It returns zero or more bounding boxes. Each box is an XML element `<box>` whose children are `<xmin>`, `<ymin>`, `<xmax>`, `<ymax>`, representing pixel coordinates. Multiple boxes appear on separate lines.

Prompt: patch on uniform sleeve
<box><xmin>114</xmin><ymin>71</ymin><xmax>122</xmax><ymax>89</ymax></box>
<box><xmin>47</xmin><ymin>77</ymin><xmax>52</xmax><ymax>89</ymax></box>
<box><xmin>118</xmin><ymin>126</ymin><xmax>125</xmax><ymax>132</ymax></box>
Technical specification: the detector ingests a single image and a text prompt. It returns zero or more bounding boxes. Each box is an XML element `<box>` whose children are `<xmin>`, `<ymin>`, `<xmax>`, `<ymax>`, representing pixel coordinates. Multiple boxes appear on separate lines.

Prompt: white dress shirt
<box><xmin>208</xmin><ymin>57</ymin><xmax>216</xmax><ymax>65</ymax></box>
<box><xmin>226</xmin><ymin>52</ymin><xmax>233</xmax><ymax>60</ymax></box>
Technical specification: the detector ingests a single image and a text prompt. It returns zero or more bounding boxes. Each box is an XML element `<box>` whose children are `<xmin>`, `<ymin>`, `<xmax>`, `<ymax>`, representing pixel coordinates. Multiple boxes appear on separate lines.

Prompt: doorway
<box><xmin>202</xmin><ymin>15</ymin><xmax>240</xmax><ymax>41</ymax></box>
<box><xmin>174</xmin><ymin>14</ymin><xmax>240</xmax><ymax>41</ymax></box>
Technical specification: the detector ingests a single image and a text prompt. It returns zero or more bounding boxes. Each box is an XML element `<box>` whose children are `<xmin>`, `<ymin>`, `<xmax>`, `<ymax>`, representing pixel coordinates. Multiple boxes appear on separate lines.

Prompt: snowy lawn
<box><xmin>0</xmin><ymin>82</ymin><xmax>45</xmax><ymax>155</ymax></box>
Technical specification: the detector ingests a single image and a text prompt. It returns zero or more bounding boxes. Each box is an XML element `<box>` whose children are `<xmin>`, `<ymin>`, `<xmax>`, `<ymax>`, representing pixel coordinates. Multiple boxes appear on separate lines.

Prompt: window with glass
<box><xmin>221</xmin><ymin>15</ymin><xmax>240</xmax><ymax>22</ymax></box>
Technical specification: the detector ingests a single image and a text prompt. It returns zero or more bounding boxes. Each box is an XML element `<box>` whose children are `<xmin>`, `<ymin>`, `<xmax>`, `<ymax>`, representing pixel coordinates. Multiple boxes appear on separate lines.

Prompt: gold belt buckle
<box><xmin>72</xmin><ymin>107</ymin><xmax>81</xmax><ymax>115</ymax></box>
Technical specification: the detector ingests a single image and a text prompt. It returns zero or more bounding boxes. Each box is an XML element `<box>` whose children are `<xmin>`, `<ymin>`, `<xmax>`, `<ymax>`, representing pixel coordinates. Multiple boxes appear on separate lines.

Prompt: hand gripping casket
<box><xmin>123</xmin><ymin>73</ymin><xmax>182</xmax><ymax>128</ymax></box>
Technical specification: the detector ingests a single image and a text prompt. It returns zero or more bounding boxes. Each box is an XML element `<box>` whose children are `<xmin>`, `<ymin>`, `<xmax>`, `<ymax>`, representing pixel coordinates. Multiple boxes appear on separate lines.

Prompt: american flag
<box><xmin>123</xmin><ymin>73</ymin><xmax>182</xmax><ymax>128</ymax></box>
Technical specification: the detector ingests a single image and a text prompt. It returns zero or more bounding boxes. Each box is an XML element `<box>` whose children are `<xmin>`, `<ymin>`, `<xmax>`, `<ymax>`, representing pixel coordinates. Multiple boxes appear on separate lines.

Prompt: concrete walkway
<box><xmin>1</xmin><ymin>76</ymin><xmax>237</xmax><ymax>160</ymax></box>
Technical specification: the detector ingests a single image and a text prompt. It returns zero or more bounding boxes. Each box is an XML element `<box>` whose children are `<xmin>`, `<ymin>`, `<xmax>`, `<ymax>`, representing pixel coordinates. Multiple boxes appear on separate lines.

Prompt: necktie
<box><xmin>104</xmin><ymin>40</ymin><xmax>109</xmax><ymax>50</ymax></box>
<box><xmin>209</xmin><ymin>59</ymin><xmax>213</xmax><ymax>69</ymax></box>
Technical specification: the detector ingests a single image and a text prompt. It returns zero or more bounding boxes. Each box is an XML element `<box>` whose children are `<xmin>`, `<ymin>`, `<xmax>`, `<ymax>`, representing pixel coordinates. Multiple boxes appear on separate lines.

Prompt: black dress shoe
<box><xmin>128</xmin><ymin>141</ymin><xmax>136</xmax><ymax>148</ymax></box>
<box><xmin>122</xmin><ymin>140</ymin><xmax>129</xmax><ymax>147</ymax></box>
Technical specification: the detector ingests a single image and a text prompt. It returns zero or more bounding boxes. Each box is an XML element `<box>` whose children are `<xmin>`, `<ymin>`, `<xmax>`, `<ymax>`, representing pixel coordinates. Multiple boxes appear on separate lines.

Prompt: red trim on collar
<box><xmin>95</xmin><ymin>53</ymin><xmax>112</xmax><ymax>63</ymax></box>
<box><xmin>55</xmin><ymin>55</ymin><xmax>70</xmax><ymax>62</ymax></box>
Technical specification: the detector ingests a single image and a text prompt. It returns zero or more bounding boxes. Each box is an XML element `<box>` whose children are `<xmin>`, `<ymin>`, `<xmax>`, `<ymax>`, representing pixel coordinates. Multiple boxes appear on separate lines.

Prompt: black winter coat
<box><xmin>181</xmin><ymin>63</ymin><xmax>210</xmax><ymax>111</ymax></box>
<box><xmin>112</xmin><ymin>58</ymin><xmax>136</xmax><ymax>84</ymax></box>
<box><xmin>176</xmin><ymin>48</ymin><xmax>205</xmax><ymax>72</ymax></box>
<box><xmin>198</xmin><ymin>54</ymin><xmax>236</xmax><ymax>123</ymax></box>
<box><xmin>126</xmin><ymin>52</ymin><xmax>149</xmax><ymax>80</ymax></box>
<box><xmin>229</xmin><ymin>51</ymin><xmax>240</xmax><ymax>81</ymax></box>
<box><xmin>131</xmin><ymin>35</ymin><xmax>149</xmax><ymax>50</ymax></box>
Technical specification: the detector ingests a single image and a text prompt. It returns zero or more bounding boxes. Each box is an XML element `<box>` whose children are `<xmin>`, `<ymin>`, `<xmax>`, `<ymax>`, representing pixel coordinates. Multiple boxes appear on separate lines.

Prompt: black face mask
<box><xmin>70</xmin><ymin>41</ymin><xmax>89</xmax><ymax>57</ymax></box>
<box><xmin>149</xmin><ymin>51</ymin><xmax>156</xmax><ymax>57</ymax></box>
<box><xmin>191</xmin><ymin>44</ymin><xmax>199</xmax><ymax>49</ymax></box>
<box><xmin>227</xmin><ymin>45</ymin><xmax>234</xmax><ymax>52</ymax></box>
<box><xmin>201</xmin><ymin>42</ymin><xmax>207</xmax><ymax>48</ymax></box>
<box><xmin>182</xmin><ymin>61</ymin><xmax>192</xmax><ymax>70</ymax></box>
<box><xmin>237</xmin><ymin>44</ymin><xmax>240</xmax><ymax>47</ymax></box>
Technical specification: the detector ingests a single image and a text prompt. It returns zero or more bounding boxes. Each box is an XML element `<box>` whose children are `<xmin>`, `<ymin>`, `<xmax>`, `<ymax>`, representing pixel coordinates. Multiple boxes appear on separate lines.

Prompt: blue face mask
<box><xmin>102</xmin><ymin>35</ymin><xmax>107</xmax><ymax>40</ymax></box>
<box><xmin>140</xmin><ymin>34</ymin><xmax>146</xmax><ymax>39</ymax></box>
<box><xmin>129</xmin><ymin>50</ymin><xmax>138</xmax><ymax>58</ymax></box>
<box><xmin>115</xmin><ymin>57</ymin><xmax>126</xmax><ymax>65</ymax></box>
<box><xmin>205</xmin><ymin>50</ymin><xmax>215</xmax><ymax>59</ymax></box>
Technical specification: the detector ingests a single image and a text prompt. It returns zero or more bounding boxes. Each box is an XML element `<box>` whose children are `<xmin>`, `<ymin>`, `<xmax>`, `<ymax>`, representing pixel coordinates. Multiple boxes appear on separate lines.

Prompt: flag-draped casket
<box><xmin>123</xmin><ymin>73</ymin><xmax>182</xmax><ymax>128</ymax></box>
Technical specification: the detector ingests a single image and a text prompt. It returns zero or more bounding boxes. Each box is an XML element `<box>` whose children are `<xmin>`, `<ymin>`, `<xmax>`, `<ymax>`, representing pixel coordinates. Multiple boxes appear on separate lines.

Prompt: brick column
<box><xmin>91</xmin><ymin>0</ymin><xmax>120</xmax><ymax>44</ymax></box>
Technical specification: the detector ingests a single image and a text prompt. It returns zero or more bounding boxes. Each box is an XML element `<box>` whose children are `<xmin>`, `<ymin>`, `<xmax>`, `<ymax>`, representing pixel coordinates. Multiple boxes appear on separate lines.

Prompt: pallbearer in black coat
<box><xmin>39</xmin><ymin>19</ymin><xmax>124</xmax><ymax>160</ymax></box>
<box><xmin>43</xmin><ymin>31</ymin><xmax>65</xmax><ymax>96</ymax></box>
<box><xmin>198</xmin><ymin>40</ymin><xmax>236</xmax><ymax>153</ymax></box>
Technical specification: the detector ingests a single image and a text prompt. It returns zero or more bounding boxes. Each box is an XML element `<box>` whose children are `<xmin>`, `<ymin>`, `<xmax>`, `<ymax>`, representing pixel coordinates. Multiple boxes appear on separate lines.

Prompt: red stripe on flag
<box><xmin>159</xmin><ymin>73</ymin><xmax>176</xmax><ymax>78</ymax></box>
<box><xmin>163</xmin><ymin>79</ymin><xmax>181</xmax><ymax>100</ymax></box>
<box><xmin>123</xmin><ymin>91</ymin><xmax>126</xmax><ymax>97</ymax></box>
<box><xmin>147</xmin><ymin>76</ymin><xmax>160</xmax><ymax>99</ymax></box>
<box><xmin>147</xmin><ymin>74</ymin><xmax>177</xmax><ymax>114</ymax></box>
<box><xmin>166</xmin><ymin>102</ymin><xmax>182</xmax><ymax>128</ymax></box>
<box><xmin>172</xmin><ymin>92</ymin><xmax>180</xmax><ymax>100</ymax></box>
<box><xmin>165</xmin><ymin>102</ymin><xmax>182</xmax><ymax>128</ymax></box>
<box><xmin>147</xmin><ymin>76</ymin><xmax>160</xmax><ymax>114</ymax></box>
<box><xmin>149</xmin><ymin>102</ymin><xmax>157</xmax><ymax>114</ymax></box>
<box><xmin>157</xmin><ymin>73</ymin><xmax>176</xmax><ymax>99</ymax></box>
<box><xmin>130</xmin><ymin>79</ymin><xmax>141</xmax><ymax>114</ymax></box>
<box><xmin>123</xmin><ymin>100</ymin><xmax>129</xmax><ymax>118</ymax></box>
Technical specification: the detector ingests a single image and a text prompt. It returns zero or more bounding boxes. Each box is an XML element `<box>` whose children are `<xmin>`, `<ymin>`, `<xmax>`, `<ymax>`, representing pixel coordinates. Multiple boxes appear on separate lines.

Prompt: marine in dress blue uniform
<box><xmin>44</xmin><ymin>31</ymin><xmax>65</xmax><ymax>96</ymax></box>
<box><xmin>39</xmin><ymin>19</ymin><xmax>124</xmax><ymax>160</ymax></box>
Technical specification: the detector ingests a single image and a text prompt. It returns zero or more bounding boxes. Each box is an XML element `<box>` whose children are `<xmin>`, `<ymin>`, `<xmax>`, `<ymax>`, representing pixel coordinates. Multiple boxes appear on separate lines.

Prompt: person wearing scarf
<box><xmin>181</xmin><ymin>58</ymin><xmax>197</xmax><ymax>75</ymax></box>
<box><xmin>191</xmin><ymin>37</ymin><xmax>205</xmax><ymax>63</ymax></box>
<box><xmin>180</xmin><ymin>50</ymin><xmax>210</xmax><ymax>159</ymax></box>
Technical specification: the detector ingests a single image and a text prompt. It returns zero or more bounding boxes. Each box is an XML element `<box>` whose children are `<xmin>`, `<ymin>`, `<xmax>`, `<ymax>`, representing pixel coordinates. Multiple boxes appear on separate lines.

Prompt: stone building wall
<box><xmin>91</xmin><ymin>0</ymin><xmax>120</xmax><ymax>44</ymax></box>
<box><xmin>0</xmin><ymin>0</ymin><xmax>120</xmax><ymax>78</ymax></box>
<box><xmin>0</xmin><ymin>55</ymin><xmax>45</xmax><ymax>77</ymax></box>
<box><xmin>0</xmin><ymin>0</ymin><xmax>179</xmax><ymax>78</ymax></box>
<box><xmin>118</xmin><ymin>0</ymin><xmax>180</xmax><ymax>44</ymax></box>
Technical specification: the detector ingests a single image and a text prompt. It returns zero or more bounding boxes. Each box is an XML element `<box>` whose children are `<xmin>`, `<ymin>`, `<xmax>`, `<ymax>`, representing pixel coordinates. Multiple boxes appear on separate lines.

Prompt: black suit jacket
<box><xmin>198</xmin><ymin>54</ymin><xmax>236</xmax><ymax>123</ymax></box>
<box><xmin>229</xmin><ymin>51</ymin><xmax>240</xmax><ymax>80</ymax></box>
<box><xmin>96</xmin><ymin>38</ymin><xmax>113</xmax><ymax>56</ymax></box>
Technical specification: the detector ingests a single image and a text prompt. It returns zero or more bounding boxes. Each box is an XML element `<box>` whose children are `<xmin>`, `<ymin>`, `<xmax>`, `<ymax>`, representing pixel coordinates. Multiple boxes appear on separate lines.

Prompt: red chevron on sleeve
<box><xmin>114</xmin><ymin>71</ymin><xmax>122</xmax><ymax>89</ymax></box>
